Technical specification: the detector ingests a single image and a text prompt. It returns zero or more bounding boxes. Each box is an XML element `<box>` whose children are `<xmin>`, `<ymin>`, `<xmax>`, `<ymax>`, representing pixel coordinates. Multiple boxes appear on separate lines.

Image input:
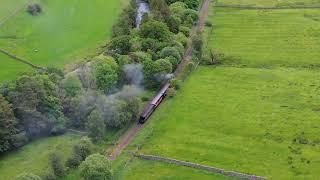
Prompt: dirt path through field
<box><xmin>107</xmin><ymin>0</ymin><xmax>211</xmax><ymax>161</ymax></box>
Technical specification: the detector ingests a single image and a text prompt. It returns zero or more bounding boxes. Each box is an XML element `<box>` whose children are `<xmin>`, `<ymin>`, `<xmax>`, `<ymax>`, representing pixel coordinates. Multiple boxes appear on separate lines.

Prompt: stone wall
<box><xmin>135</xmin><ymin>153</ymin><xmax>267</xmax><ymax>180</ymax></box>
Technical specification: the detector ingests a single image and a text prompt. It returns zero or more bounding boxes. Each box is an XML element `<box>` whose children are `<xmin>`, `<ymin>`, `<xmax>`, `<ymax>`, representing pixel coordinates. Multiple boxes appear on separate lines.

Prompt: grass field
<box><xmin>125</xmin><ymin>66</ymin><xmax>320</xmax><ymax>179</ymax></box>
<box><xmin>117</xmin><ymin>2</ymin><xmax>320</xmax><ymax>179</ymax></box>
<box><xmin>214</xmin><ymin>0</ymin><xmax>320</xmax><ymax>7</ymax></box>
<box><xmin>0</xmin><ymin>133</ymin><xmax>82</xmax><ymax>180</ymax></box>
<box><xmin>208</xmin><ymin>8</ymin><xmax>320</xmax><ymax>67</ymax></box>
<box><xmin>0</xmin><ymin>0</ymin><xmax>26</xmax><ymax>20</ymax></box>
<box><xmin>0</xmin><ymin>0</ymin><xmax>124</xmax><ymax>81</ymax></box>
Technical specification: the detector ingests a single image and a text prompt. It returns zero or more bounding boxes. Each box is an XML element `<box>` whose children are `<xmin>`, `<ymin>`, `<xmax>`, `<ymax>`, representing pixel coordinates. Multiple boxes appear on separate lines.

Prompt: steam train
<box><xmin>139</xmin><ymin>82</ymin><xmax>170</xmax><ymax>124</ymax></box>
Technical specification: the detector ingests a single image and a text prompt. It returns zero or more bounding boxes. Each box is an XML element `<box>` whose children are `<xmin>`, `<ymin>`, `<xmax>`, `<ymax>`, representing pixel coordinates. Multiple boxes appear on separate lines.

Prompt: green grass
<box><xmin>0</xmin><ymin>0</ymin><xmax>124</xmax><ymax>81</ymax></box>
<box><xmin>116</xmin><ymin>158</ymin><xmax>231</xmax><ymax>180</ymax></box>
<box><xmin>0</xmin><ymin>0</ymin><xmax>26</xmax><ymax>20</ymax></box>
<box><xmin>127</xmin><ymin>66</ymin><xmax>320</xmax><ymax>179</ymax></box>
<box><xmin>215</xmin><ymin>0</ymin><xmax>320</xmax><ymax>7</ymax></box>
<box><xmin>208</xmin><ymin>8</ymin><xmax>320</xmax><ymax>67</ymax></box>
<box><xmin>0</xmin><ymin>133</ymin><xmax>82</xmax><ymax>179</ymax></box>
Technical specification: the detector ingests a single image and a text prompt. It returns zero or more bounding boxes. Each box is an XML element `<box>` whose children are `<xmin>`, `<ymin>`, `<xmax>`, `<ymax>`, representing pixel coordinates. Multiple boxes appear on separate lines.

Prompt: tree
<box><xmin>15</xmin><ymin>173</ymin><xmax>41</xmax><ymax>180</ymax></box>
<box><xmin>105</xmin><ymin>100</ymin><xmax>132</xmax><ymax>128</ymax></box>
<box><xmin>61</xmin><ymin>74</ymin><xmax>83</xmax><ymax>97</ymax></box>
<box><xmin>80</xmin><ymin>154</ymin><xmax>112</xmax><ymax>180</ymax></box>
<box><xmin>155</xmin><ymin>58</ymin><xmax>173</xmax><ymax>74</ymax></box>
<box><xmin>160</xmin><ymin>47</ymin><xmax>181</xmax><ymax>62</ymax></box>
<box><xmin>93</xmin><ymin>56</ymin><xmax>119</xmax><ymax>93</ymax></box>
<box><xmin>0</xmin><ymin>95</ymin><xmax>17</xmax><ymax>153</ymax></box>
<box><xmin>86</xmin><ymin>110</ymin><xmax>105</xmax><ymax>143</ymax></box>
<box><xmin>139</xmin><ymin>20</ymin><xmax>172</xmax><ymax>42</ymax></box>
<box><xmin>49</xmin><ymin>152</ymin><xmax>65</xmax><ymax>177</ymax></box>
<box><xmin>66</xmin><ymin>137</ymin><xmax>94</xmax><ymax>169</ymax></box>
<box><xmin>107</xmin><ymin>35</ymin><xmax>132</xmax><ymax>55</ymax></box>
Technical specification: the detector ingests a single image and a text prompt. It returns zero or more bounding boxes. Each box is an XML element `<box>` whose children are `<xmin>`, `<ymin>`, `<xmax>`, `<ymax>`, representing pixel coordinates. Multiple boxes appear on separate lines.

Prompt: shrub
<box><xmin>79</xmin><ymin>154</ymin><xmax>113</xmax><ymax>180</ymax></box>
<box><xmin>16</xmin><ymin>173</ymin><xmax>41</xmax><ymax>180</ymax></box>
<box><xmin>179</xmin><ymin>26</ymin><xmax>191</xmax><ymax>37</ymax></box>
<box><xmin>86</xmin><ymin>110</ymin><xmax>105</xmax><ymax>143</ymax></box>
<box><xmin>170</xmin><ymin>79</ymin><xmax>182</xmax><ymax>90</ymax></box>
<box><xmin>27</xmin><ymin>4</ymin><xmax>42</xmax><ymax>16</ymax></box>
<box><xmin>66</xmin><ymin>137</ymin><xmax>93</xmax><ymax>168</ymax></box>
<box><xmin>160</xmin><ymin>47</ymin><xmax>181</xmax><ymax>63</ymax></box>
<box><xmin>175</xmin><ymin>32</ymin><xmax>188</xmax><ymax>47</ymax></box>
<box><xmin>66</xmin><ymin>154</ymin><xmax>82</xmax><ymax>169</ymax></box>
<box><xmin>167</xmin><ymin>88</ymin><xmax>177</xmax><ymax>98</ymax></box>
<box><xmin>49</xmin><ymin>152</ymin><xmax>65</xmax><ymax>177</ymax></box>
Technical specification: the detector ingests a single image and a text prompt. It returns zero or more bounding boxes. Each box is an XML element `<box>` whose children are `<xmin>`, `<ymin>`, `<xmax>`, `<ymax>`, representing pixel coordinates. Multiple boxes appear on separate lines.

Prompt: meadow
<box><xmin>214</xmin><ymin>0</ymin><xmax>320</xmax><ymax>7</ymax></box>
<box><xmin>208</xmin><ymin>8</ymin><xmax>320</xmax><ymax>67</ymax></box>
<box><xmin>0</xmin><ymin>0</ymin><xmax>26</xmax><ymax>20</ymax></box>
<box><xmin>0</xmin><ymin>0</ymin><xmax>124</xmax><ymax>81</ymax></box>
<box><xmin>0</xmin><ymin>133</ymin><xmax>82</xmax><ymax>180</ymax></box>
<box><xmin>124</xmin><ymin>66</ymin><xmax>320</xmax><ymax>179</ymax></box>
<box><xmin>117</xmin><ymin>2</ymin><xmax>320</xmax><ymax>179</ymax></box>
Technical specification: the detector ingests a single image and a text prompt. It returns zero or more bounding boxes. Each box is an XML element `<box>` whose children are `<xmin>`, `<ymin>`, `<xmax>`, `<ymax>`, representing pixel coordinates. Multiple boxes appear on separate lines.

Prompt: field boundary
<box><xmin>213</xmin><ymin>5</ymin><xmax>320</xmax><ymax>10</ymax></box>
<box><xmin>135</xmin><ymin>154</ymin><xmax>267</xmax><ymax>180</ymax></box>
<box><xmin>0</xmin><ymin>49</ymin><xmax>45</xmax><ymax>70</ymax></box>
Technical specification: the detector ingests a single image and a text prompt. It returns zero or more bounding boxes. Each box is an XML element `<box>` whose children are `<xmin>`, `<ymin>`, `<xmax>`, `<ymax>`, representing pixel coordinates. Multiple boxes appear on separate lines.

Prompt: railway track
<box><xmin>107</xmin><ymin>0</ymin><xmax>211</xmax><ymax>161</ymax></box>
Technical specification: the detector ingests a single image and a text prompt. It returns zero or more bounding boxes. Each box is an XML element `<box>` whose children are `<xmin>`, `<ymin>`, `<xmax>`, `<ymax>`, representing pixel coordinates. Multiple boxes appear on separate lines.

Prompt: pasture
<box><xmin>0</xmin><ymin>0</ymin><xmax>124</xmax><ymax>81</ymax></box>
<box><xmin>214</xmin><ymin>0</ymin><xmax>320</xmax><ymax>7</ymax></box>
<box><xmin>208</xmin><ymin>8</ymin><xmax>320</xmax><ymax>67</ymax></box>
<box><xmin>125</xmin><ymin>66</ymin><xmax>320</xmax><ymax>179</ymax></box>
<box><xmin>0</xmin><ymin>133</ymin><xmax>82</xmax><ymax>180</ymax></box>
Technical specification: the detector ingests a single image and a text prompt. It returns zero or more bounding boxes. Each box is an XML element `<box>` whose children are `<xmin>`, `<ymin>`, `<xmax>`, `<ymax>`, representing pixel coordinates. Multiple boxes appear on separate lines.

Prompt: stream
<box><xmin>135</xmin><ymin>0</ymin><xmax>150</xmax><ymax>28</ymax></box>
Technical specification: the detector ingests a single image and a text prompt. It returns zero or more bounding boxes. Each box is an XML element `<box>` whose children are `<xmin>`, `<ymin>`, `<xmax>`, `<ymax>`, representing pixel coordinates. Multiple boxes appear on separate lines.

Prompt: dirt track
<box><xmin>107</xmin><ymin>0</ymin><xmax>211</xmax><ymax>161</ymax></box>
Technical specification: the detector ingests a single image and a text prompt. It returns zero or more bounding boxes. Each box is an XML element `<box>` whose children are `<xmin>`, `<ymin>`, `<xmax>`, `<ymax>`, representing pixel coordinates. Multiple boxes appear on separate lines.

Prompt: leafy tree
<box><xmin>166</xmin><ymin>0</ymin><xmax>200</xmax><ymax>10</ymax></box>
<box><xmin>61</xmin><ymin>74</ymin><xmax>83</xmax><ymax>97</ymax></box>
<box><xmin>150</xmin><ymin>0</ymin><xmax>171</xmax><ymax>22</ymax></box>
<box><xmin>155</xmin><ymin>58</ymin><xmax>173</xmax><ymax>73</ymax></box>
<box><xmin>66</xmin><ymin>136</ymin><xmax>94</xmax><ymax>169</ymax></box>
<box><xmin>49</xmin><ymin>152</ymin><xmax>65</xmax><ymax>177</ymax></box>
<box><xmin>86</xmin><ymin>109</ymin><xmax>105</xmax><ymax>143</ymax></box>
<box><xmin>160</xmin><ymin>47</ymin><xmax>181</xmax><ymax>62</ymax></box>
<box><xmin>93</xmin><ymin>56</ymin><xmax>119</xmax><ymax>93</ymax></box>
<box><xmin>139</xmin><ymin>20</ymin><xmax>172</xmax><ymax>42</ymax></box>
<box><xmin>105</xmin><ymin>100</ymin><xmax>132</xmax><ymax>128</ymax></box>
<box><xmin>107</xmin><ymin>35</ymin><xmax>132</xmax><ymax>55</ymax></box>
<box><xmin>80</xmin><ymin>154</ymin><xmax>112</xmax><ymax>180</ymax></box>
<box><xmin>175</xmin><ymin>32</ymin><xmax>188</xmax><ymax>47</ymax></box>
<box><xmin>0</xmin><ymin>95</ymin><xmax>17</xmax><ymax>153</ymax></box>
<box><xmin>16</xmin><ymin>173</ymin><xmax>41</xmax><ymax>180</ymax></box>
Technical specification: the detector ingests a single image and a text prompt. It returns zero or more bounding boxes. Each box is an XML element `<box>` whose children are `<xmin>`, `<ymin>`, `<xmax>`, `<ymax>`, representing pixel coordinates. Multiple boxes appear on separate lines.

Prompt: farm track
<box><xmin>107</xmin><ymin>0</ymin><xmax>211</xmax><ymax>161</ymax></box>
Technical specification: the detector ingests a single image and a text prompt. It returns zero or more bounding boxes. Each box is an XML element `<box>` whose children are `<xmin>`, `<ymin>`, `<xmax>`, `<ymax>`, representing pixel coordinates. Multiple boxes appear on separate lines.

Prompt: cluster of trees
<box><xmin>108</xmin><ymin>0</ymin><xmax>201</xmax><ymax>88</ymax></box>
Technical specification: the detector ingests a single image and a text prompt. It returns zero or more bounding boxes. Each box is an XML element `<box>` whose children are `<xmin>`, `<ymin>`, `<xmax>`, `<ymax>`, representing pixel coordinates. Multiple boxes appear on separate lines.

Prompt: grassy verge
<box><xmin>214</xmin><ymin>0</ymin><xmax>320</xmax><ymax>7</ymax></box>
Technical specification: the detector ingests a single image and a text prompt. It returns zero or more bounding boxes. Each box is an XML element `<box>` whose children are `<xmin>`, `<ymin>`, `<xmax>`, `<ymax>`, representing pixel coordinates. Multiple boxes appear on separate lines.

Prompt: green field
<box><xmin>0</xmin><ymin>0</ymin><xmax>26</xmax><ymax>20</ymax></box>
<box><xmin>209</xmin><ymin>8</ymin><xmax>320</xmax><ymax>67</ymax></box>
<box><xmin>215</xmin><ymin>0</ymin><xmax>320</xmax><ymax>7</ymax></box>
<box><xmin>118</xmin><ymin>2</ymin><xmax>320</xmax><ymax>179</ymax></box>
<box><xmin>0</xmin><ymin>133</ymin><xmax>82</xmax><ymax>180</ymax></box>
<box><xmin>125</xmin><ymin>66</ymin><xmax>320</xmax><ymax>179</ymax></box>
<box><xmin>0</xmin><ymin>0</ymin><xmax>124</xmax><ymax>81</ymax></box>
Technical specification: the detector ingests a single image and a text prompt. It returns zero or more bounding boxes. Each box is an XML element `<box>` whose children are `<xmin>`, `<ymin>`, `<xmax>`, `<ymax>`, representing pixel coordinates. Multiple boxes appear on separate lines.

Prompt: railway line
<box><xmin>107</xmin><ymin>0</ymin><xmax>211</xmax><ymax>160</ymax></box>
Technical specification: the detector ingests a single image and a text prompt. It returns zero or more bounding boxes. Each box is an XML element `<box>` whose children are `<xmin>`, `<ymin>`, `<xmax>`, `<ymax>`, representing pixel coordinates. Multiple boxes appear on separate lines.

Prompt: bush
<box><xmin>167</xmin><ymin>88</ymin><xmax>177</xmax><ymax>98</ymax></box>
<box><xmin>175</xmin><ymin>32</ymin><xmax>188</xmax><ymax>47</ymax></box>
<box><xmin>86</xmin><ymin>110</ymin><xmax>105</xmax><ymax>143</ymax></box>
<box><xmin>49</xmin><ymin>152</ymin><xmax>65</xmax><ymax>177</ymax></box>
<box><xmin>170</xmin><ymin>79</ymin><xmax>182</xmax><ymax>90</ymax></box>
<box><xmin>27</xmin><ymin>4</ymin><xmax>42</xmax><ymax>16</ymax></box>
<box><xmin>16</xmin><ymin>173</ymin><xmax>41</xmax><ymax>180</ymax></box>
<box><xmin>160</xmin><ymin>47</ymin><xmax>181</xmax><ymax>63</ymax></box>
<box><xmin>66</xmin><ymin>137</ymin><xmax>93</xmax><ymax>168</ymax></box>
<box><xmin>80</xmin><ymin>154</ymin><xmax>113</xmax><ymax>180</ymax></box>
<box><xmin>179</xmin><ymin>26</ymin><xmax>191</xmax><ymax>37</ymax></box>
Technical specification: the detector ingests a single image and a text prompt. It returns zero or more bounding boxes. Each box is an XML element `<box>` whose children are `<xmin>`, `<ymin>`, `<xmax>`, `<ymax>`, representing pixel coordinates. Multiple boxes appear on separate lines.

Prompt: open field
<box><xmin>0</xmin><ymin>0</ymin><xmax>124</xmax><ymax>81</ymax></box>
<box><xmin>0</xmin><ymin>0</ymin><xmax>26</xmax><ymax>20</ymax></box>
<box><xmin>0</xmin><ymin>133</ymin><xmax>82</xmax><ymax>180</ymax></box>
<box><xmin>214</xmin><ymin>0</ymin><xmax>320</xmax><ymax>7</ymax></box>
<box><xmin>125</xmin><ymin>66</ymin><xmax>320</xmax><ymax>179</ymax></box>
<box><xmin>208</xmin><ymin>8</ymin><xmax>320</xmax><ymax>67</ymax></box>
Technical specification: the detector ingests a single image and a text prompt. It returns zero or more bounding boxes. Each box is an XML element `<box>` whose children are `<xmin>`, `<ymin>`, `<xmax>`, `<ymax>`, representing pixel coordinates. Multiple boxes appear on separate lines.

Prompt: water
<box><xmin>136</xmin><ymin>0</ymin><xmax>150</xmax><ymax>28</ymax></box>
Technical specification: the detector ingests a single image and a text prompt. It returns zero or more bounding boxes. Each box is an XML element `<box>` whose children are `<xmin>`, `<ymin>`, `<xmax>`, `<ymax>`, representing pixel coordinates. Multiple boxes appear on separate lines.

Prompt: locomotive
<box><xmin>139</xmin><ymin>82</ymin><xmax>170</xmax><ymax>123</ymax></box>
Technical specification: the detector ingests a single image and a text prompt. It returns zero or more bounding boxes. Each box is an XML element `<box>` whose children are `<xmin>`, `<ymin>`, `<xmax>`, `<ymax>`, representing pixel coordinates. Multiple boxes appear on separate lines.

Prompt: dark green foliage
<box><xmin>112</xmin><ymin>1</ymin><xmax>136</xmax><ymax>37</ymax></box>
<box><xmin>66</xmin><ymin>137</ymin><xmax>93</xmax><ymax>169</ymax></box>
<box><xmin>160</xmin><ymin>47</ymin><xmax>182</xmax><ymax>62</ymax></box>
<box><xmin>192</xmin><ymin>33</ymin><xmax>203</xmax><ymax>58</ymax></box>
<box><xmin>170</xmin><ymin>79</ymin><xmax>182</xmax><ymax>90</ymax></box>
<box><xmin>139</xmin><ymin>20</ymin><xmax>172</xmax><ymax>42</ymax></box>
<box><xmin>150</xmin><ymin>0</ymin><xmax>171</xmax><ymax>22</ymax></box>
<box><xmin>86</xmin><ymin>110</ymin><xmax>105</xmax><ymax>143</ymax></box>
<box><xmin>0</xmin><ymin>95</ymin><xmax>17</xmax><ymax>153</ymax></box>
<box><xmin>166</xmin><ymin>0</ymin><xmax>200</xmax><ymax>10</ymax></box>
<box><xmin>16</xmin><ymin>173</ymin><xmax>42</xmax><ymax>180</ymax></box>
<box><xmin>93</xmin><ymin>56</ymin><xmax>119</xmax><ymax>93</ymax></box>
<box><xmin>108</xmin><ymin>35</ymin><xmax>132</xmax><ymax>55</ymax></box>
<box><xmin>175</xmin><ymin>32</ymin><xmax>188</xmax><ymax>47</ymax></box>
<box><xmin>49</xmin><ymin>152</ymin><xmax>65</xmax><ymax>177</ymax></box>
<box><xmin>155</xmin><ymin>58</ymin><xmax>173</xmax><ymax>74</ymax></box>
<box><xmin>80</xmin><ymin>154</ymin><xmax>112</xmax><ymax>180</ymax></box>
<box><xmin>61</xmin><ymin>74</ymin><xmax>83</xmax><ymax>97</ymax></box>
<box><xmin>179</xmin><ymin>26</ymin><xmax>191</xmax><ymax>36</ymax></box>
